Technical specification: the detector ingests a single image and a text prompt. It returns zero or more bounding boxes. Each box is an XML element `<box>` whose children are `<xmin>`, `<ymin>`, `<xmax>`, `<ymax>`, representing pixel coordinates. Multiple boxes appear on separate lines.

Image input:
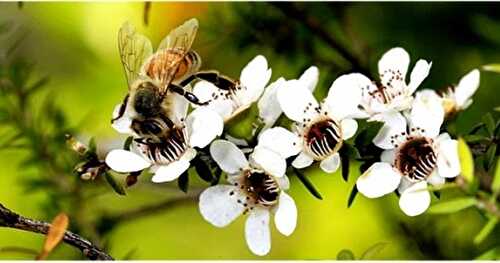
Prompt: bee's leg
<box><xmin>169</xmin><ymin>84</ymin><xmax>209</xmax><ymax>106</ymax></box>
<box><xmin>180</xmin><ymin>70</ymin><xmax>237</xmax><ymax>91</ymax></box>
<box><xmin>111</xmin><ymin>94</ymin><xmax>129</xmax><ymax>123</ymax></box>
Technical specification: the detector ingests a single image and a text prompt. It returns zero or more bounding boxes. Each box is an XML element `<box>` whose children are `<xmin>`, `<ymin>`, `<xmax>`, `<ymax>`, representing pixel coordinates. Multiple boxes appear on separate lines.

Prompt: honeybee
<box><xmin>112</xmin><ymin>19</ymin><xmax>237</xmax><ymax>148</ymax></box>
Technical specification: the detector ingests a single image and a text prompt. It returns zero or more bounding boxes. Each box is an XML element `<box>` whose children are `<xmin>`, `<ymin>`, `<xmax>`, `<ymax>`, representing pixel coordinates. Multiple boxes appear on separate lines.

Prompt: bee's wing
<box><xmin>118</xmin><ymin>21</ymin><xmax>153</xmax><ymax>89</ymax></box>
<box><xmin>157</xmin><ymin>18</ymin><xmax>198</xmax><ymax>54</ymax></box>
<box><xmin>145</xmin><ymin>18</ymin><xmax>199</xmax><ymax>94</ymax></box>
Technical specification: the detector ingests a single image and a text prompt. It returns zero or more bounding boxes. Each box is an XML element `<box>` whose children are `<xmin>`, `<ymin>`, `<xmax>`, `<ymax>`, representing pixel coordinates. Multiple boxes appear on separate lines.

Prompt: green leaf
<box><xmin>192</xmin><ymin>157</ymin><xmax>214</xmax><ymax>183</ymax></box>
<box><xmin>482</xmin><ymin>64</ymin><xmax>500</xmax><ymax>73</ymax></box>
<box><xmin>355</xmin><ymin>121</ymin><xmax>384</xmax><ymax>147</ymax></box>
<box><xmin>463</xmin><ymin>134</ymin><xmax>488</xmax><ymax>143</ymax></box>
<box><xmin>177</xmin><ymin>171</ymin><xmax>189</xmax><ymax>193</ymax></box>
<box><xmin>88</xmin><ymin>137</ymin><xmax>96</xmax><ymax>153</ymax></box>
<box><xmin>211</xmin><ymin>167</ymin><xmax>222</xmax><ymax>186</ymax></box>
<box><xmin>457</xmin><ymin>138</ymin><xmax>474</xmax><ymax>183</ymax></box>
<box><xmin>492</xmin><ymin>158</ymin><xmax>500</xmax><ymax>194</ymax></box>
<box><xmin>484</xmin><ymin>144</ymin><xmax>497</xmax><ymax>171</ymax></box>
<box><xmin>468</xmin><ymin>122</ymin><xmax>485</xmax><ymax>135</ymax></box>
<box><xmin>104</xmin><ymin>172</ymin><xmax>126</xmax><ymax>196</ymax></box>
<box><xmin>294</xmin><ymin>168</ymin><xmax>322</xmax><ymax>200</ymax></box>
<box><xmin>340</xmin><ymin>153</ymin><xmax>349</xmax><ymax>182</ymax></box>
<box><xmin>427</xmin><ymin>197</ymin><xmax>477</xmax><ymax>214</ymax></box>
<box><xmin>347</xmin><ymin>184</ymin><xmax>358</xmax><ymax>208</ymax></box>
<box><xmin>482</xmin><ymin>113</ymin><xmax>495</xmax><ymax>136</ymax></box>
<box><xmin>474</xmin><ymin>216</ymin><xmax>498</xmax><ymax>245</ymax></box>
<box><xmin>360</xmin><ymin>242</ymin><xmax>388</xmax><ymax>259</ymax></box>
<box><xmin>339</xmin><ymin>144</ymin><xmax>360</xmax><ymax>182</ymax></box>
<box><xmin>123</xmin><ymin>136</ymin><xmax>134</xmax><ymax>151</ymax></box>
<box><xmin>476</xmin><ymin>246</ymin><xmax>500</xmax><ymax>260</ymax></box>
<box><xmin>336</xmin><ymin>249</ymin><xmax>355</xmax><ymax>260</ymax></box>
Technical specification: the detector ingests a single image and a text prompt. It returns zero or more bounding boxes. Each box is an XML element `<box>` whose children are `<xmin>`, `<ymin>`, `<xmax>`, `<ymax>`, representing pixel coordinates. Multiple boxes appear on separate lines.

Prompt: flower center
<box><xmin>136</xmin><ymin>127</ymin><xmax>188</xmax><ymax>165</ymax></box>
<box><xmin>304</xmin><ymin>118</ymin><xmax>343</xmax><ymax>160</ymax></box>
<box><xmin>395</xmin><ymin>137</ymin><xmax>437</xmax><ymax>181</ymax></box>
<box><xmin>236</xmin><ymin>170</ymin><xmax>280</xmax><ymax>207</ymax></box>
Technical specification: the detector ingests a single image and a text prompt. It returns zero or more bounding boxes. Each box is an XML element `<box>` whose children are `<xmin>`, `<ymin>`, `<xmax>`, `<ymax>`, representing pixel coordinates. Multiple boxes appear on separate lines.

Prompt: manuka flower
<box><xmin>356</xmin><ymin>91</ymin><xmax>460</xmax><ymax>216</ymax></box>
<box><xmin>199</xmin><ymin>139</ymin><xmax>297</xmax><ymax>256</ymax></box>
<box><xmin>257</xmin><ymin>66</ymin><xmax>319</xmax><ymax>130</ymax></box>
<box><xmin>105</xmin><ymin>93</ymin><xmax>223</xmax><ymax>183</ymax></box>
<box><xmin>192</xmin><ymin>55</ymin><xmax>272</xmax><ymax>122</ymax></box>
<box><xmin>355</xmin><ymin>47</ymin><xmax>432</xmax><ymax>119</ymax></box>
<box><xmin>276</xmin><ymin>73</ymin><xmax>362</xmax><ymax>173</ymax></box>
<box><xmin>438</xmin><ymin>69</ymin><xmax>480</xmax><ymax>116</ymax></box>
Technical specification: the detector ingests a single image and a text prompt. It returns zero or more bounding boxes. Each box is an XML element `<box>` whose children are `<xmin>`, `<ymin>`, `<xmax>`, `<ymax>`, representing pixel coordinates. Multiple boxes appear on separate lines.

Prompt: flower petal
<box><xmin>151</xmin><ymin>159</ymin><xmax>190</xmax><ymax>183</ymax></box>
<box><xmin>340</xmin><ymin>118</ymin><xmax>358</xmax><ymax>140</ymax></box>
<box><xmin>319</xmin><ymin>153</ymin><xmax>340</xmax><ymax>173</ymax></box>
<box><xmin>455</xmin><ymin>69</ymin><xmax>480</xmax><ymax>108</ymax></box>
<box><xmin>410</xmin><ymin>90</ymin><xmax>444</xmax><ymax>138</ymax></box>
<box><xmin>378</xmin><ymin>47</ymin><xmax>410</xmax><ymax>85</ymax></box>
<box><xmin>240</xmin><ymin>55</ymin><xmax>272</xmax><ymax>105</ymax></box>
<box><xmin>250</xmin><ymin>146</ymin><xmax>287</xmax><ymax>177</ymax></box>
<box><xmin>324</xmin><ymin>73</ymin><xmax>366</xmax><ymax>120</ymax></box>
<box><xmin>245</xmin><ymin>207</ymin><xmax>271</xmax><ymax>256</ymax></box>
<box><xmin>258</xmin><ymin>78</ymin><xmax>286</xmax><ymax>129</ymax></box>
<box><xmin>356</xmin><ymin>162</ymin><xmax>401</xmax><ymax>198</ymax></box>
<box><xmin>199</xmin><ymin>185</ymin><xmax>246</xmax><ymax>227</ymax></box>
<box><xmin>277</xmin><ymin>80</ymin><xmax>319</xmax><ymax>123</ymax></box>
<box><xmin>436</xmin><ymin>138</ymin><xmax>460</xmax><ymax>178</ymax></box>
<box><xmin>274</xmin><ymin>192</ymin><xmax>297</xmax><ymax>236</ymax></box>
<box><xmin>258</xmin><ymin>127</ymin><xmax>301</xmax><ymax>159</ymax></box>
<box><xmin>210</xmin><ymin>140</ymin><xmax>249</xmax><ymax>174</ymax></box>
<box><xmin>292</xmin><ymin>151</ymin><xmax>314</xmax><ymax>169</ymax></box>
<box><xmin>427</xmin><ymin>171</ymin><xmax>445</xmax><ymax>186</ymax></box>
<box><xmin>192</xmin><ymin>81</ymin><xmax>234</xmax><ymax>120</ymax></box>
<box><xmin>105</xmin><ymin>149</ymin><xmax>150</xmax><ymax>173</ymax></box>
<box><xmin>299</xmin><ymin>66</ymin><xmax>319</xmax><ymax>92</ymax></box>
<box><xmin>399</xmin><ymin>181</ymin><xmax>431</xmax><ymax>216</ymax></box>
<box><xmin>381</xmin><ymin>149</ymin><xmax>396</xmax><ymax>164</ymax></box>
<box><xmin>169</xmin><ymin>91</ymin><xmax>189</xmax><ymax>121</ymax></box>
<box><xmin>397</xmin><ymin>176</ymin><xmax>414</xmax><ymax>194</ymax></box>
<box><xmin>372</xmin><ymin>111</ymin><xmax>407</xmax><ymax>150</ymax></box>
<box><xmin>111</xmin><ymin>103</ymin><xmax>134</xmax><ymax>134</ymax></box>
<box><xmin>187</xmin><ymin>108</ymin><xmax>224</xmax><ymax>148</ymax></box>
<box><xmin>408</xmin><ymin>59</ymin><xmax>432</xmax><ymax>93</ymax></box>
<box><xmin>276</xmin><ymin>175</ymin><xmax>290</xmax><ymax>191</ymax></box>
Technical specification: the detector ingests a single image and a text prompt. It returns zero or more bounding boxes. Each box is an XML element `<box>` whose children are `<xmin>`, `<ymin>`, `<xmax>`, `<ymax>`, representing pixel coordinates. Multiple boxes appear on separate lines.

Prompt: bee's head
<box><xmin>134</xmin><ymin>81</ymin><xmax>162</xmax><ymax>118</ymax></box>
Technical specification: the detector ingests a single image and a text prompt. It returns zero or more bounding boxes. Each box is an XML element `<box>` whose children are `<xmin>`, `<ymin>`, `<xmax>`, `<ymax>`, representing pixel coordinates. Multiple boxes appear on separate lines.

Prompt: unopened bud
<box><xmin>66</xmin><ymin>134</ymin><xmax>88</xmax><ymax>155</ymax></box>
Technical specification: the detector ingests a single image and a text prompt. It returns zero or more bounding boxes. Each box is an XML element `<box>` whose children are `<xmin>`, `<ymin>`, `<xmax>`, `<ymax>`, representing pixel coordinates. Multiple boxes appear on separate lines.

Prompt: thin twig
<box><xmin>270</xmin><ymin>2</ymin><xmax>373</xmax><ymax>78</ymax></box>
<box><xmin>0</xmin><ymin>203</ymin><xmax>113</xmax><ymax>260</ymax></box>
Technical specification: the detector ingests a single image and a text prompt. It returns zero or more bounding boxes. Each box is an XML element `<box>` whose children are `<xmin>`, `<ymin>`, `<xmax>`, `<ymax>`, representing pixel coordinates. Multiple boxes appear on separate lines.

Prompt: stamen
<box><xmin>240</xmin><ymin>170</ymin><xmax>280</xmax><ymax>207</ymax></box>
<box><xmin>395</xmin><ymin>137</ymin><xmax>437</xmax><ymax>182</ymax></box>
<box><xmin>304</xmin><ymin>118</ymin><xmax>343</xmax><ymax>160</ymax></box>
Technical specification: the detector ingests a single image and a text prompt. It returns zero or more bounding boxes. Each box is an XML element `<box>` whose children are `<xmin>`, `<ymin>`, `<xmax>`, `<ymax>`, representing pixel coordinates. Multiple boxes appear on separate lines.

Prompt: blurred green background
<box><xmin>0</xmin><ymin>2</ymin><xmax>499</xmax><ymax>260</ymax></box>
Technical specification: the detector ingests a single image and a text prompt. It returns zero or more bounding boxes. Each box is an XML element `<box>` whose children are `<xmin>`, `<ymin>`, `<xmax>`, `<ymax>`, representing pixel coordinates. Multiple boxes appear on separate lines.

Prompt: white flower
<box><xmin>275</xmin><ymin>72</ymin><xmax>363</xmax><ymax>173</ymax></box>
<box><xmin>105</xmin><ymin>99</ymin><xmax>223</xmax><ymax>183</ymax></box>
<box><xmin>192</xmin><ymin>55</ymin><xmax>272</xmax><ymax>122</ymax></box>
<box><xmin>356</xmin><ymin>91</ymin><xmax>460</xmax><ymax>216</ymax></box>
<box><xmin>199</xmin><ymin>139</ymin><xmax>297</xmax><ymax>256</ymax></box>
<box><xmin>439</xmin><ymin>69</ymin><xmax>480</xmax><ymax>115</ymax></box>
<box><xmin>257</xmin><ymin>66</ymin><xmax>319</xmax><ymax>130</ymax></box>
<box><xmin>355</xmin><ymin>47</ymin><xmax>432</xmax><ymax>119</ymax></box>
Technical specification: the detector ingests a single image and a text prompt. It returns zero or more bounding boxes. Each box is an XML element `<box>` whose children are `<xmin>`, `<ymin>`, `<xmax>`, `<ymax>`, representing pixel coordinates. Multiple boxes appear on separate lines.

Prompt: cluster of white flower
<box><xmin>105</xmin><ymin>47</ymin><xmax>480</xmax><ymax>256</ymax></box>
